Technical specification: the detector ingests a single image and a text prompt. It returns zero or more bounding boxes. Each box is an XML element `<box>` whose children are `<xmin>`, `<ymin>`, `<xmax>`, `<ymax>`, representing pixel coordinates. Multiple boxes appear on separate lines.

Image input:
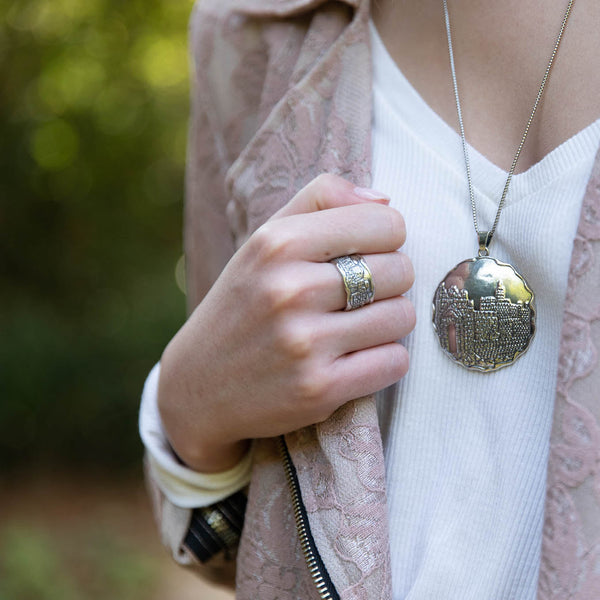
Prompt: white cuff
<box><xmin>139</xmin><ymin>363</ymin><xmax>252</xmax><ymax>508</ymax></box>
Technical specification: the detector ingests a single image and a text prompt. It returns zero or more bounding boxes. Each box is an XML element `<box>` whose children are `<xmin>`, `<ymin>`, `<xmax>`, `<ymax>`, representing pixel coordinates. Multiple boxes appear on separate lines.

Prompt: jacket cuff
<box><xmin>139</xmin><ymin>362</ymin><xmax>252</xmax><ymax>507</ymax></box>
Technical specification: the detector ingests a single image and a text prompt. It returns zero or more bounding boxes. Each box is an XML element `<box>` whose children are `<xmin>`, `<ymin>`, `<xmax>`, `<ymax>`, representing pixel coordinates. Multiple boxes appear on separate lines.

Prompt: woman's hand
<box><xmin>158</xmin><ymin>174</ymin><xmax>415</xmax><ymax>472</ymax></box>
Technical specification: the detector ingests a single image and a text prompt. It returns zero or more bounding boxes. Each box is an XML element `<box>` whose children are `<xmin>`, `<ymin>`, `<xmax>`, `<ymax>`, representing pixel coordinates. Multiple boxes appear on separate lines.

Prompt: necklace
<box><xmin>432</xmin><ymin>0</ymin><xmax>576</xmax><ymax>372</ymax></box>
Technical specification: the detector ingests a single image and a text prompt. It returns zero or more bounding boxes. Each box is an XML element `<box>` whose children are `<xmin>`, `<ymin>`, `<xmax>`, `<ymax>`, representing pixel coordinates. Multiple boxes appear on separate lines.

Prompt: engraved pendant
<box><xmin>432</xmin><ymin>256</ymin><xmax>535</xmax><ymax>372</ymax></box>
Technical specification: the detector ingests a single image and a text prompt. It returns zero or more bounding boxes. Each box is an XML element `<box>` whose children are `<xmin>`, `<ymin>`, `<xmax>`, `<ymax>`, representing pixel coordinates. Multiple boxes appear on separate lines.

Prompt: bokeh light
<box><xmin>30</xmin><ymin>119</ymin><xmax>80</xmax><ymax>170</ymax></box>
<box><xmin>1</xmin><ymin>0</ymin><xmax>194</xmax><ymax>471</ymax></box>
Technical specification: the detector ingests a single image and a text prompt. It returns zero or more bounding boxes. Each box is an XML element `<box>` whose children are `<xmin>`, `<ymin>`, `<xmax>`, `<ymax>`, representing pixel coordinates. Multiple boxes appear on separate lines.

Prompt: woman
<box><xmin>140</xmin><ymin>0</ymin><xmax>600</xmax><ymax>597</ymax></box>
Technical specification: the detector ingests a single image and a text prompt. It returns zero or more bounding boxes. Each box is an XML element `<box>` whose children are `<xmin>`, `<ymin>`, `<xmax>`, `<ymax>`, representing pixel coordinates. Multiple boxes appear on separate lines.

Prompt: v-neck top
<box><xmin>370</xmin><ymin>20</ymin><xmax>600</xmax><ymax>600</ymax></box>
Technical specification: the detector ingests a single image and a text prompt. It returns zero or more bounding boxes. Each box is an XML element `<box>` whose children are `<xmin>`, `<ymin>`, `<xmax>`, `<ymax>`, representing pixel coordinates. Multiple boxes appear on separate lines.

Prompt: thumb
<box><xmin>270</xmin><ymin>173</ymin><xmax>390</xmax><ymax>220</ymax></box>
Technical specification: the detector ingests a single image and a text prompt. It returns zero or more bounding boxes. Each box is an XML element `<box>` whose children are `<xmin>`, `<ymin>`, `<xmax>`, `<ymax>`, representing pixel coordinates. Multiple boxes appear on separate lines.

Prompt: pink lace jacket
<box><xmin>149</xmin><ymin>0</ymin><xmax>600</xmax><ymax>597</ymax></box>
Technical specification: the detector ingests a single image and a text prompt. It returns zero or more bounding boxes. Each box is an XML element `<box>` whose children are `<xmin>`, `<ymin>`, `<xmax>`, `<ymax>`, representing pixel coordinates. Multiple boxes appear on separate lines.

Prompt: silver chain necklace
<box><xmin>432</xmin><ymin>0</ymin><xmax>576</xmax><ymax>372</ymax></box>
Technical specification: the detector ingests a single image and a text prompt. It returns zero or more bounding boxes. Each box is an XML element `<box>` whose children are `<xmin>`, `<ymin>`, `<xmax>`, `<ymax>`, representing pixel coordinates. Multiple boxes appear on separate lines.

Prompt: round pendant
<box><xmin>432</xmin><ymin>256</ymin><xmax>535</xmax><ymax>372</ymax></box>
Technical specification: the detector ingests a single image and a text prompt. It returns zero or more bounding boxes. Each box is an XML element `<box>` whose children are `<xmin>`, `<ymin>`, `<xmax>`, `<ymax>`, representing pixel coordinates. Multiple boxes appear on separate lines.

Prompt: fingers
<box><xmin>328</xmin><ymin>296</ymin><xmax>416</xmax><ymax>355</ymax></box>
<box><xmin>250</xmin><ymin>173</ymin><xmax>405</xmax><ymax>263</ymax></box>
<box><xmin>272</xmin><ymin>173</ymin><xmax>390</xmax><ymax>219</ymax></box>
<box><xmin>283</xmin><ymin>251</ymin><xmax>414</xmax><ymax>312</ymax></box>
<box><xmin>326</xmin><ymin>342</ymin><xmax>410</xmax><ymax>404</ymax></box>
<box><xmin>253</xmin><ymin>202</ymin><xmax>406</xmax><ymax>263</ymax></box>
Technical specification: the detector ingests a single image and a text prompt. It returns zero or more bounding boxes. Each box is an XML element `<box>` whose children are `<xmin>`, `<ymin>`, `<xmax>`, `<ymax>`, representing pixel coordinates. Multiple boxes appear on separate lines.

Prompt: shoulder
<box><xmin>188</xmin><ymin>0</ymin><xmax>316</xmax><ymax>81</ymax></box>
<box><xmin>188</xmin><ymin>0</ymin><xmax>321</xmax><ymax>159</ymax></box>
<box><xmin>188</xmin><ymin>0</ymin><xmax>359</xmax><ymax>106</ymax></box>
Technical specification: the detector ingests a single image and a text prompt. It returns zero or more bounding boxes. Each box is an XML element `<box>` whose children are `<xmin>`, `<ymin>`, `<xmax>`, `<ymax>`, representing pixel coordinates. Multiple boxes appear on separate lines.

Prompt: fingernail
<box><xmin>353</xmin><ymin>186</ymin><xmax>391</xmax><ymax>203</ymax></box>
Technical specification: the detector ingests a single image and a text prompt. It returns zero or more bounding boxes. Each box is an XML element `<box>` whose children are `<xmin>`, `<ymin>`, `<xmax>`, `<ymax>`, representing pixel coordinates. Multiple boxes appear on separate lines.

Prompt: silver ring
<box><xmin>331</xmin><ymin>254</ymin><xmax>375</xmax><ymax>311</ymax></box>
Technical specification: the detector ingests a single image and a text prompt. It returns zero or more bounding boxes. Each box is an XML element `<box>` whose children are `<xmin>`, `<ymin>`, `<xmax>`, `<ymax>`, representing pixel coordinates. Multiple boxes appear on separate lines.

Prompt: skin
<box><xmin>372</xmin><ymin>0</ymin><xmax>600</xmax><ymax>173</ymax></box>
<box><xmin>159</xmin><ymin>0</ymin><xmax>600</xmax><ymax>474</ymax></box>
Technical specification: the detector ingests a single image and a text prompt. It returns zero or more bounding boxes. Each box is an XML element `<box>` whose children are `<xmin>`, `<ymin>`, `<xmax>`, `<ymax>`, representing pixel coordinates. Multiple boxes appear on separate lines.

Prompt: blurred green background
<box><xmin>0</xmin><ymin>0</ymin><xmax>232</xmax><ymax>597</ymax></box>
<box><xmin>1</xmin><ymin>0</ymin><xmax>190</xmax><ymax>470</ymax></box>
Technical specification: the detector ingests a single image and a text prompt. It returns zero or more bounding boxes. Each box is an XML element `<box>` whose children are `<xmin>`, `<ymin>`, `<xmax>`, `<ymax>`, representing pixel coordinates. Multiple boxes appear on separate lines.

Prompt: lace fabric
<box><xmin>286</xmin><ymin>398</ymin><xmax>393</xmax><ymax>599</ymax></box>
<box><xmin>539</xmin><ymin>151</ymin><xmax>600</xmax><ymax>599</ymax></box>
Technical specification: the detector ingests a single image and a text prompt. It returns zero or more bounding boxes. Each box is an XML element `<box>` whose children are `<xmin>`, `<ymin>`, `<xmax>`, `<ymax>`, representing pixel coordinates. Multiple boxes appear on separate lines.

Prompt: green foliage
<box><xmin>0</xmin><ymin>0</ymin><xmax>195</xmax><ymax>470</ymax></box>
<box><xmin>0</xmin><ymin>524</ymin><xmax>158</xmax><ymax>600</ymax></box>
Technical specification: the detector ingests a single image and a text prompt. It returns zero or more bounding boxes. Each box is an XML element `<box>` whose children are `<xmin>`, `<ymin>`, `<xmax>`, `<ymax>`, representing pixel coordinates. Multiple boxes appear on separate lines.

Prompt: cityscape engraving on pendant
<box><xmin>432</xmin><ymin>256</ymin><xmax>536</xmax><ymax>372</ymax></box>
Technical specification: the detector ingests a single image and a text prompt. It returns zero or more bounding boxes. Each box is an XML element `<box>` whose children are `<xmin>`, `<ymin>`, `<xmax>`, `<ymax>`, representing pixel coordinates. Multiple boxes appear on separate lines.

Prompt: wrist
<box><xmin>170</xmin><ymin>438</ymin><xmax>251</xmax><ymax>474</ymax></box>
<box><xmin>158</xmin><ymin>338</ymin><xmax>249</xmax><ymax>474</ymax></box>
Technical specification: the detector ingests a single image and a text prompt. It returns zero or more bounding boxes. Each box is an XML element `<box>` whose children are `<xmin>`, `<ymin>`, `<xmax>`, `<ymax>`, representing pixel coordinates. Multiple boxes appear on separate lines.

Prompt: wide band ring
<box><xmin>331</xmin><ymin>254</ymin><xmax>375</xmax><ymax>311</ymax></box>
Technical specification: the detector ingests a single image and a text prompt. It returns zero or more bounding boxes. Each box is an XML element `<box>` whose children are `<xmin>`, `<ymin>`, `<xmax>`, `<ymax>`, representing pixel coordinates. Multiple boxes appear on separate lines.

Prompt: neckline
<box><xmin>370</xmin><ymin>19</ymin><xmax>600</xmax><ymax>207</ymax></box>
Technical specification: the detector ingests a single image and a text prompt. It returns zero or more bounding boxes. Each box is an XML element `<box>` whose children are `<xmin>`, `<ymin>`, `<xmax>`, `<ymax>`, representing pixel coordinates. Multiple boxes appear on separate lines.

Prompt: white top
<box><xmin>139</xmin><ymin>21</ymin><xmax>600</xmax><ymax>599</ymax></box>
<box><xmin>370</xmin><ymin>21</ymin><xmax>600</xmax><ymax>600</ymax></box>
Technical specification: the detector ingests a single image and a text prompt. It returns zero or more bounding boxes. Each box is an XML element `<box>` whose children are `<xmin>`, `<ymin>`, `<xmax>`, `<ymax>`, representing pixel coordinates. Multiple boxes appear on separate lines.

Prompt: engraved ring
<box><xmin>330</xmin><ymin>254</ymin><xmax>375</xmax><ymax>311</ymax></box>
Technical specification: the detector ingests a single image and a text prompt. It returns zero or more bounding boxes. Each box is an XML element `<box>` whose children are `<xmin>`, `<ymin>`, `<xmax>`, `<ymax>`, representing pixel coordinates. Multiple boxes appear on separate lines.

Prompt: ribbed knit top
<box><xmin>370</xmin><ymin>21</ymin><xmax>600</xmax><ymax>600</ymax></box>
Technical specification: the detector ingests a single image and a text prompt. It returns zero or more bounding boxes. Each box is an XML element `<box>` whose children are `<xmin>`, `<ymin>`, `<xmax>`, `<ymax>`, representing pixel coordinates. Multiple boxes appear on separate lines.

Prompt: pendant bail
<box><xmin>478</xmin><ymin>231</ymin><xmax>492</xmax><ymax>256</ymax></box>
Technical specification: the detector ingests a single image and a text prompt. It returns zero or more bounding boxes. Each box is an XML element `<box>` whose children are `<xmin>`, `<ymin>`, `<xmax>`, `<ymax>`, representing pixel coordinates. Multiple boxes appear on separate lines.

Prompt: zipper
<box><xmin>277</xmin><ymin>436</ymin><xmax>340</xmax><ymax>600</ymax></box>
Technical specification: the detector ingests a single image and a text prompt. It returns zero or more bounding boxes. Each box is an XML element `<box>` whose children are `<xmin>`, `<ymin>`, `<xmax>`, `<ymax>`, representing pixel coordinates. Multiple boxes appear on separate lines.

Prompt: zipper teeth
<box><xmin>277</xmin><ymin>437</ymin><xmax>336</xmax><ymax>600</ymax></box>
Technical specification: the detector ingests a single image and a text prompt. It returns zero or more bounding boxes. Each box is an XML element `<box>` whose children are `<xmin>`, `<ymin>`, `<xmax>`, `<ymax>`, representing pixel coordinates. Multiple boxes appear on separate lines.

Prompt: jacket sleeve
<box><xmin>144</xmin><ymin>457</ymin><xmax>243</xmax><ymax>587</ymax></box>
<box><xmin>145</xmin><ymin>0</ymin><xmax>319</xmax><ymax>584</ymax></box>
<box><xmin>144</xmin><ymin>0</ymin><xmax>260</xmax><ymax>587</ymax></box>
<box><xmin>184</xmin><ymin>2</ymin><xmax>239</xmax><ymax>313</ymax></box>
<box><xmin>140</xmin><ymin>361</ymin><xmax>251</xmax><ymax>586</ymax></box>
